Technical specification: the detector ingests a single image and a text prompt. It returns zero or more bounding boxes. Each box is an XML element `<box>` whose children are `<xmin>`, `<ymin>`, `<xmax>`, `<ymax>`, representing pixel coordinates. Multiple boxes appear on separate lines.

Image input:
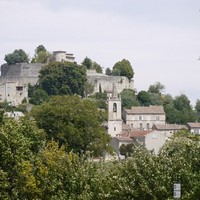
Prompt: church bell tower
<box><xmin>107</xmin><ymin>84</ymin><xmax>122</xmax><ymax>137</ymax></box>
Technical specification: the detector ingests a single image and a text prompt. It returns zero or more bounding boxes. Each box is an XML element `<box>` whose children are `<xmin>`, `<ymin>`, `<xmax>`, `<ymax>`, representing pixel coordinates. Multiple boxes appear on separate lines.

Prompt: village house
<box><xmin>0</xmin><ymin>81</ymin><xmax>27</xmax><ymax>106</ymax></box>
<box><xmin>152</xmin><ymin>123</ymin><xmax>188</xmax><ymax>138</ymax></box>
<box><xmin>187</xmin><ymin>122</ymin><xmax>200</xmax><ymax>134</ymax></box>
<box><xmin>122</xmin><ymin>105</ymin><xmax>166</xmax><ymax>130</ymax></box>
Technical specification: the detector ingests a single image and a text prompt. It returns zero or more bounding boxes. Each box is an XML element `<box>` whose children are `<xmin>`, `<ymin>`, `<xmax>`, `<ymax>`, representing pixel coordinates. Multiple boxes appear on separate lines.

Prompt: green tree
<box><xmin>38</xmin><ymin>61</ymin><xmax>87</xmax><ymax>97</ymax></box>
<box><xmin>112</xmin><ymin>59</ymin><xmax>134</xmax><ymax>80</ymax></box>
<box><xmin>195</xmin><ymin>99</ymin><xmax>200</xmax><ymax>113</ymax></box>
<box><xmin>120</xmin><ymin>89</ymin><xmax>139</xmax><ymax>108</ymax></box>
<box><xmin>29</xmin><ymin>88</ymin><xmax>50</xmax><ymax>105</ymax></box>
<box><xmin>92</xmin><ymin>62</ymin><xmax>102</xmax><ymax>73</ymax></box>
<box><xmin>158</xmin><ymin>131</ymin><xmax>200</xmax><ymax>199</ymax></box>
<box><xmin>137</xmin><ymin>90</ymin><xmax>151</xmax><ymax>106</ymax></box>
<box><xmin>82</xmin><ymin>57</ymin><xmax>103</xmax><ymax>73</ymax></box>
<box><xmin>0</xmin><ymin>119</ymin><xmax>46</xmax><ymax>199</ymax></box>
<box><xmin>4</xmin><ymin>49</ymin><xmax>29</xmax><ymax>65</ymax></box>
<box><xmin>105</xmin><ymin>67</ymin><xmax>112</xmax><ymax>75</ymax></box>
<box><xmin>174</xmin><ymin>94</ymin><xmax>191</xmax><ymax>110</ymax></box>
<box><xmin>84</xmin><ymin>82</ymin><xmax>94</xmax><ymax>97</ymax></box>
<box><xmin>148</xmin><ymin>82</ymin><xmax>165</xmax><ymax>94</ymax></box>
<box><xmin>149</xmin><ymin>93</ymin><xmax>163</xmax><ymax>105</ymax></box>
<box><xmin>82</xmin><ymin>57</ymin><xmax>92</xmax><ymax>69</ymax></box>
<box><xmin>30</xmin><ymin>95</ymin><xmax>111</xmax><ymax>155</ymax></box>
<box><xmin>31</xmin><ymin>45</ymin><xmax>49</xmax><ymax>63</ymax></box>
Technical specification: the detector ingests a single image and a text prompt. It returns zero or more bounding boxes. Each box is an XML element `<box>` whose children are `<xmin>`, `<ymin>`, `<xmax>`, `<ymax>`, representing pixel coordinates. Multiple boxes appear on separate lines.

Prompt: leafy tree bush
<box><xmin>112</xmin><ymin>59</ymin><xmax>134</xmax><ymax>80</ymax></box>
<box><xmin>38</xmin><ymin>61</ymin><xmax>87</xmax><ymax>97</ymax></box>
<box><xmin>82</xmin><ymin>57</ymin><xmax>102</xmax><ymax>73</ymax></box>
<box><xmin>30</xmin><ymin>95</ymin><xmax>111</xmax><ymax>155</ymax></box>
<box><xmin>120</xmin><ymin>89</ymin><xmax>139</xmax><ymax>108</ymax></box>
<box><xmin>4</xmin><ymin>49</ymin><xmax>29</xmax><ymax>64</ymax></box>
<box><xmin>137</xmin><ymin>90</ymin><xmax>151</xmax><ymax>106</ymax></box>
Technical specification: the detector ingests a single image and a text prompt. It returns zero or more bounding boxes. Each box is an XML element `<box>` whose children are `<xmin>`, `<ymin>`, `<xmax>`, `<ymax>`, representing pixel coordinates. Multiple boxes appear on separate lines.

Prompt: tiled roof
<box><xmin>125</xmin><ymin>105</ymin><xmax>165</xmax><ymax>114</ymax></box>
<box><xmin>115</xmin><ymin>137</ymin><xmax>134</xmax><ymax>142</ymax></box>
<box><xmin>153</xmin><ymin>124</ymin><xmax>188</xmax><ymax>130</ymax></box>
<box><xmin>122</xmin><ymin>123</ymin><xmax>131</xmax><ymax>131</ymax></box>
<box><xmin>187</xmin><ymin>122</ymin><xmax>200</xmax><ymax>128</ymax></box>
<box><xmin>117</xmin><ymin>130</ymin><xmax>153</xmax><ymax>138</ymax></box>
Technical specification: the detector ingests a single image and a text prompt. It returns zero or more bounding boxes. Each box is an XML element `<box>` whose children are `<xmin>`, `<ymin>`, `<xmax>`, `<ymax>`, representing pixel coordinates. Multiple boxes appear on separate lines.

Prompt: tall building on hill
<box><xmin>107</xmin><ymin>84</ymin><xmax>122</xmax><ymax>137</ymax></box>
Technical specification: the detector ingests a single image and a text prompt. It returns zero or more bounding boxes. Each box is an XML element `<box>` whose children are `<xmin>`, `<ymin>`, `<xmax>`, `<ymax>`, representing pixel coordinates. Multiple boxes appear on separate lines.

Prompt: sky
<box><xmin>0</xmin><ymin>0</ymin><xmax>200</xmax><ymax>105</ymax></box>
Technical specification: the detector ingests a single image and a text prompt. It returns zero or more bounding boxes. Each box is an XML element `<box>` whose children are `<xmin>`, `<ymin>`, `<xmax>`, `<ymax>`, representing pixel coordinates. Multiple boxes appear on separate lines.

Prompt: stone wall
<box><xmin>87</xmin><ymin>71</ymin><xmax>134</xmax><ymax>94</ymax></box>
<box><xmin>0</xmin><ymin>64</ymin><xmax>134</xmax><ymax>94</ymax></box>
<box><xmin>0</xmin><ymin>63</ymin><xmax>43</xmax><ymax>85</ymax></box>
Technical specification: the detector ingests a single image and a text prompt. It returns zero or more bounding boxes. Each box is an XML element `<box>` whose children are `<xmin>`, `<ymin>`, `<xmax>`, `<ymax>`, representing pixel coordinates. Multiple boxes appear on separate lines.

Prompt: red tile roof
<box><xmin>117</xmin><ymin>130</ymin><xmax>153</xmax><ymax>138</ymax></box>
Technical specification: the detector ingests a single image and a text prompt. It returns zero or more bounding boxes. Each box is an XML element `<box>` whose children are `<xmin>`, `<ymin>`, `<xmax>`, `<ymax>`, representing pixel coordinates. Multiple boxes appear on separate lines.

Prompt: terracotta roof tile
<box><xmin>125</xmin><ymin>105</ymin><xmax>165</xmax><ymax>114</ymax></box>
<box><xmin>117</xmin><ymin>130</ymin><xmax>154</xmax><ymax>138</ymax></box>
<box><xmin>153</xmin><ymin>124</ymin><xmax>188</xmax><ymax>130</ymax></box>
<box><xmin>187</xmin><ymin>122</ymin><xmax>200</xmax><ymax>128</ymax></box>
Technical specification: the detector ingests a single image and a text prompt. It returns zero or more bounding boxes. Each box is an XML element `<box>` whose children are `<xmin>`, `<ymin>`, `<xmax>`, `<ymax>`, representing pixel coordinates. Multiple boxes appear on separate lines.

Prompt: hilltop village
<box><xmin>0</xmin><ymin>48</ymin><xmax>200</xmax><ymax>199</ymax></box>
<box><xmin>0</xmin><ymin>48</ymin><xmax>200</xmax><ymax>158</ymax></box>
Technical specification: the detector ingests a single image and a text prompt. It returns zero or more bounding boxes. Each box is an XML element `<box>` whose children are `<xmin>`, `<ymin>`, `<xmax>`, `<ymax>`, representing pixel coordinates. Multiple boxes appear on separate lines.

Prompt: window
<box><xmin>16</xmin><ymin>86</ymin><xmax>23</xmax><ymax>91</ymax></box>
<box><xmin>139</xmin><ymin>116</ymin><xmax>142</xmax><ymax>121</ymax></box>
<box><xmin>146</xmin><ymin>123</ymin><xmax>150</xmax><ymax>130</ymax></box>
<box><xmin>140</xmin><ymin>123</ymin><xmax>143</xmax><ymax>130</ymax></box>
<box><xmin>114</xmin><ymin>127</ymin><xmax>116</xmax><ymax>131</ymax></box>
<box><xmin>113</xmin><ymin>103</ymin><xmax>117</xmax><ymax>112</ymax></box>
<box><xmin>156</xmin><ymin>116</ymin><xmax>159</xmax><ymax>121</ymax></box>
<box><xmin>194</xmin><ymin>129</ymin><xmax>199</xmax><ymax>134</ymax></box>
<box><xmin>131</xmin><ymin>123</ymin><xmax>133</xmax><ymax>129</ymax></box>
<box><xmin>152</xmin><ymin>133</ymin><xmax>157</xmax><ymax>139</ymax></box>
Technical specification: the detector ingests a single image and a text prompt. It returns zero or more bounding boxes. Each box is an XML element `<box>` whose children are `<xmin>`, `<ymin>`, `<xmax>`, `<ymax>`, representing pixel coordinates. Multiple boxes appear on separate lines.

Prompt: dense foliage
<box><xmin>82</xmin><ymin>57</ymin><xmax>102</xmax><ymax>73</ymax></box>
<box><xmin>4</xmin><ymin>49</ymin><xmax>29</xmax><ymax>65</ymax></box>
<box><xmin>31</xmin><ymin>45</ymin><xmax>50</xmax><ymax>63</ymax></box>
<box><xmin>0</xmin><ymin>122</ymin><xmax>199</xmax><ymax>199</ymax></box>
<box><xmin>112</xmin><ymin>59</ymin><xmax>134</xmax><ymax>80</ymax></box>
<box><xmin>30</xmin><ymin>95</ymin><xmax>110</xmax><ymax>155</ymax></box>
<box><xmin>38</xmin><ymin>61</ymin><xmax>87</xmax><ymax>97</ymax></box>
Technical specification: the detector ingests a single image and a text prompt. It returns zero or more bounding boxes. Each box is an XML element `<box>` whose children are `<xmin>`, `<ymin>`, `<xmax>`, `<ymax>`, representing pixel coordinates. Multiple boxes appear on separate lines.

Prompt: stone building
<box><xmin>122</xmin><ymin>105</ymin><xmax>166</xmax><ymax>130</ymax></box>
<box><xmin>52</xmin><ymin>51</ymin><xmax>75</xmax><ymax>62</ymax></box>
<box><xmin>0</xmin><ymin>81</ymin><xmax>28</xmax><ymax>106</ymax></box>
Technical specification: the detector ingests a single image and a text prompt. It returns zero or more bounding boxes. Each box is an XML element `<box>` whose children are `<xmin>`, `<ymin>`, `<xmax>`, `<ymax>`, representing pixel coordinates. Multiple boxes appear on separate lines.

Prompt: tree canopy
<box><xmin>82</xmin><ymin>57</ymin><xmax>102</xmax><ymax>73</ymax></box>
<box><xmin>148</xmin><ymin>81</ymin><xmax>165</xmax><ymax>94</ymax></box>
<box><xmin>38</xmin><ymin>61</ymin><xmax>87</xmax><ymax>97</ymax></box>
<box><xmin>4</xmin><ymin>49</ymin><xmax>29</xmax><ymax>65</ymax></box>
<box><xmin>112</xmin><ymin>59</ymin><xmax>134</xmax><ymax>80</ymax></box>
<box><xmin>30</xmin><ymin>95</ymin><xmax>111</xmax><ymax>155</ymax></box>
<box><xmin>120</xmin><ymin>89</ymin><xmax>139</xmax><ymax>108</ymax></box>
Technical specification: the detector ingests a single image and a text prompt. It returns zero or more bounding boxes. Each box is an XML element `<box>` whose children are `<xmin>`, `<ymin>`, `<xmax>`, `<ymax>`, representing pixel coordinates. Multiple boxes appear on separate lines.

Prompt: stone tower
<box><xmin>108</xmin><ymin>84</ymin><xmax>122</xmax><ymax>137</ymax></box>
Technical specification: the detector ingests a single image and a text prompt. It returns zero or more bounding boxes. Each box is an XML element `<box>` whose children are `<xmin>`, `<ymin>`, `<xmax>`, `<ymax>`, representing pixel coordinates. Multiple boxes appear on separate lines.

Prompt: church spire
<box><xmin>112</xmin><ymin>83</ymin><xmax>118</xmax><ymax>99</ymax></box>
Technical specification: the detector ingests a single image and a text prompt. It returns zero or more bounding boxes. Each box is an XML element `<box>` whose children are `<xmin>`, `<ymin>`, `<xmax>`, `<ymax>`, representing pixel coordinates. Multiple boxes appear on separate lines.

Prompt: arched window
<box><xmin>113</xmin><ymin>103</ymin><xmax>117</xmax><ymax>112</ymax></box>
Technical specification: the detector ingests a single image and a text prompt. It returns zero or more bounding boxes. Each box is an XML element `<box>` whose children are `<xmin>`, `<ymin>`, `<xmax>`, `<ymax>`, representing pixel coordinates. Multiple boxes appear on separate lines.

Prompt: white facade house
<box><xmin>4</xmin><ymin>111</ymin><xmax>25</xmax><ymax>120</ymax></box>
<box><xmin>53</xmin><ymin>51</ymin><xmax>75</xmax><ymax>62</ymax></box>
<box><xmin>187</xmin><ymin>123</ymin><xmax>200</xmax><ymax>134</ymax></box>
<box><xmin>0</xmin><ymin>82</ymin><xmax>28</xmax><ymax>106</ymax></box>
<box><xmin>122</xmin><ymin>106</ymin><xmax>166</xmax><ymax>130</ymax></box>
<box><xmin>112</xmin><ymin>129</ymin><xmax>169</xmax><ymax>155</ymax></box>
<box><xmin>152</xmin><ymin>124</ymin><xmax>188</xmax><ymax>138</ymax></box>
